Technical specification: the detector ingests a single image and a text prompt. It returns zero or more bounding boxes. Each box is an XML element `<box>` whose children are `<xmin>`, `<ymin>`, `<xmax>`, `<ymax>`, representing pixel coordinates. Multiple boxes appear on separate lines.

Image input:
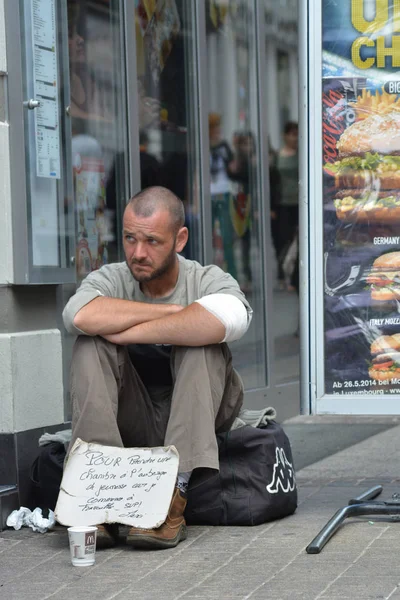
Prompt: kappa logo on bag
<box><xmin>266</xmin><ymin>447</ymin><xmax>296</xmax><ymax>494</ymax></box>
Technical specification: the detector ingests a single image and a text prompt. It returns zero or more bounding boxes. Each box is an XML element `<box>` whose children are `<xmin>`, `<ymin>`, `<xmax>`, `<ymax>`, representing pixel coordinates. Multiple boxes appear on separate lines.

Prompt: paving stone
<box><xmin>317</xmin><ymin>575</ymin><xmax>399</xmax><ymax>598</ymax></box>
<box><xmin>0</xmin><ymin>581</ymin><xmax>52</xmax><ymax>600</ymax></box>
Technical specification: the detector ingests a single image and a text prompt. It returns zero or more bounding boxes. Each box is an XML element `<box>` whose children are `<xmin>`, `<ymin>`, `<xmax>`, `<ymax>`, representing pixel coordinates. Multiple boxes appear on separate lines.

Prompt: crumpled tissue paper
<box><xmin>6</xmin><ymin>507</ymin><xmax>55</xmax><ymax>533</ymax></box>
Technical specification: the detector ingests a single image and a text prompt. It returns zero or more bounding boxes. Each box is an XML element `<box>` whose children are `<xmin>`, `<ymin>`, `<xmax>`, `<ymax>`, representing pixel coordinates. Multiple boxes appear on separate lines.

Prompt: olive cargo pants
<box><xmin>68</xmin><ymin>336</ymin><xmax>243</xmax><ymax>472</ymax></box>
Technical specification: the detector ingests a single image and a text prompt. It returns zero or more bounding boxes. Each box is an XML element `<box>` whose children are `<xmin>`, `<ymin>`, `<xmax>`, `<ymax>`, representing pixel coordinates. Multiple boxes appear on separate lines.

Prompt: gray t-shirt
<box><xmin>62</xmin><ymin>255</ymin><xmax>252</xmax><ymax>386</ymax></box>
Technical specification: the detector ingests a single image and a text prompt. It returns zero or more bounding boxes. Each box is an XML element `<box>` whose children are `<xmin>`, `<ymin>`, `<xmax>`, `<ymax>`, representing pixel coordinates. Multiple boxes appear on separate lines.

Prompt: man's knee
<box><xmin>73</xmin><ymin>335</ymin><xmax>116</xmax><ymax>353</ymax></box>
<box><xmin>71</xmin><ymin>335</ymin><xmax>119</xmax><ymax>372</ymax></box>
<box><xmin>73</xmin><ymin>335</ymin><xmax>99</xmax><ymax>360</ymax></box>
<box><xmin>172</xmin><ymin>344</ymin><xmax>231</xmax><ymax>378</ymax></box>
<box><xmin>74</xmin><ymin>334</ymin><xmax>94</xmax><ymax>349</ymax></box>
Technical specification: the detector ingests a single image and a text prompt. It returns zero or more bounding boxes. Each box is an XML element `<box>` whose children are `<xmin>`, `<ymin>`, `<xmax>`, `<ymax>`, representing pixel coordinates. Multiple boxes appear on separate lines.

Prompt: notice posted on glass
<box><xmin>322</xmin><ymin>0</ymin><xmax>400</xmax><ymax>396</ymax></box>
<box><xmin>32</xmin><ymin>0</ymin><xmax>61</xmax><ymax>179</ymax></box>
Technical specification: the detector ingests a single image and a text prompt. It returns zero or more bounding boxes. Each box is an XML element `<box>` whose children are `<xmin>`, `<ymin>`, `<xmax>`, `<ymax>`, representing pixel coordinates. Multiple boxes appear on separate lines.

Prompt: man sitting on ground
<box><xmin>62</xmin><ymin>186</ymin><xmax>252</xmax><ymax>550</ymax></box>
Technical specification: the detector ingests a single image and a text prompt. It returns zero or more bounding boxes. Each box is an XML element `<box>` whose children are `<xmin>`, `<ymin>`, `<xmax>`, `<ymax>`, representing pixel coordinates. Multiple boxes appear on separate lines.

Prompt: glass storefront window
<box><xmin>205</xmin><ymin>0</ymin><xmax>267</xmax><ymax>390</ymax></box>
<box><xmin>18</xmin><ymin>0</ymin><xmax>129</xmax><ymax>280</ymax></box>
<box><xmin>19</xmin><ymin>0</ymin><xmax>72</xmax><ymax>276</ymax></box>
<box><xmin>321</xmin><ymin>0</ymin><xmax>400</xmax><ymax>399</ymax></box>
<box><xmin>67</xmin><ymin>0</ymin><xmax>129</xmax><ymax>280</ymax></box>
<box><xmin>133</xmin><ymin>0</ymin><xmax>203</xmax><ymax>261</ymax></box>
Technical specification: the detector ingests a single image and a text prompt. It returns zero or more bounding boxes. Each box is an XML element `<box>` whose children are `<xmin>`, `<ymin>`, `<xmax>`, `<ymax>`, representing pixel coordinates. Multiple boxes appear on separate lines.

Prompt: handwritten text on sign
<box><xmin>55</xmin><ymin>439</ymin><xmax>179</xmax><ymax>528</ymax></box>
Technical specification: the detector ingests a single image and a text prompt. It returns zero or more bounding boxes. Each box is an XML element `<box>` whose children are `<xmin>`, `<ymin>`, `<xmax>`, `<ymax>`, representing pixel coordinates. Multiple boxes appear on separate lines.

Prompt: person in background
<box><xmin>105</xmin><ymin>131</ymin><xmax>162</xmax><ymax>253</ymax></box>
<box><xmin>139</xmin><ymin>130</ymin><xmax>163</xmax><ymax>190</ymax></box>
<box><xmin>228</xmin><ymin>131</ymin><xmax>256</xmax><ymax>293</ymax></box>
<box><xmin>268</xmin><ymin>144</ymin><xmax>282</xmax><ymax>281</ymax></box>
<box><xmin>209</xmin><ymin>113</ymin><xmax>237</xmax><ymax>280</ymax></box>
<box><xmin>277</xmin><ymin>121</ymin><xmax>299</xmax><ymax>292</ymax></box>
<box><xmin>67</xmin><ymin>1</ymin><xmax>105</xmax><ymax>122</ymax></box>
<box><xmin>67</xmin><ymin>4</ymin><xmax>88</xmax><ymax>120</ymax></box>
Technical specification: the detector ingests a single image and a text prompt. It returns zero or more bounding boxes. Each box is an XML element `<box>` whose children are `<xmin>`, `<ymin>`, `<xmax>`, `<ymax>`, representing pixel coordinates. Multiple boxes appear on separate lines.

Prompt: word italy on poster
<box><xmin>55</xmin><ymin>439</ymin><xmax>179</xmax><ymax>528</ymax></box>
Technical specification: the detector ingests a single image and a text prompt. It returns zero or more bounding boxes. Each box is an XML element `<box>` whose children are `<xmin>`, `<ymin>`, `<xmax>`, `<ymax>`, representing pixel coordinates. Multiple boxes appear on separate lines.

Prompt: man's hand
<box><xmin>73</xmin><ymin>296</ymin><xmax>184</xmax><ymax>336</ymax></box>
<box><xmin>102</xmin><ymin>303</ymin><xmax>226</xmax><ymax>347</ymax></box>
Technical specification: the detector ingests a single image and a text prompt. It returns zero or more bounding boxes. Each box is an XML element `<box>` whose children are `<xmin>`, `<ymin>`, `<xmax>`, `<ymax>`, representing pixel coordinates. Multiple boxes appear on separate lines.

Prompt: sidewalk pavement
<box><xmin>1</xmin><ymin>416</ymin><xmax>400</xmax><ymax>600</ymax></box>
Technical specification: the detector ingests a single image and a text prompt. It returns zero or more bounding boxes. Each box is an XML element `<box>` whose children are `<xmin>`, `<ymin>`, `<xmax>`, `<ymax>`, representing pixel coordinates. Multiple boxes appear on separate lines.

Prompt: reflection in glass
<box><xmin>277</xmin><ymin>121</ymin><xmax>299</xmax><ymax>292</ymax></box>
<box><xmin>206</xmin><ymin>0</ymin><xmax>266</xmax><ymax>390</ymax></box>
<box><xmin>134</xmin><ymin>0</ymin><xmax>202</xmax><ymax>262</ymax></box>
<box><xmin>266</xmin><ymin>15</ymin><xmax>300</xmax><ymax>385</ymax></box>
<box><xmin>67</xmin><ymin>0</ymin><xmax>129</xmax><ymax>280</ymax></box>
<box><xmin>209</xmin><ymin>113</ymin><xmax>237</xmax><ymax>280</ymax></box>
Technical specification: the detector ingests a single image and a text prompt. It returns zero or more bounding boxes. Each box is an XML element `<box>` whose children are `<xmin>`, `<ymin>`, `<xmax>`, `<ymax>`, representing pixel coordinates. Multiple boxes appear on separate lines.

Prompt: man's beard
<box><xmin>127</xmin><ymin>244</ymin><xmax>177</xmax><ymax>283</ymax></box>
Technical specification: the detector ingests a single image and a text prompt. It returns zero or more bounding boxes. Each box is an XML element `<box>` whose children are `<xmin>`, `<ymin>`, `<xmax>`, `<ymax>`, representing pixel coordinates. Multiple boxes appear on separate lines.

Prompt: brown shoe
<box><xmin>126</xmin><ymin>487</ymin><xmax>187</xmax><ymax>550</ymax></box>
<box><xmin>96</xmin><ymin>523</ymin><xmax>119</xmax><ymax>548</ymax></box>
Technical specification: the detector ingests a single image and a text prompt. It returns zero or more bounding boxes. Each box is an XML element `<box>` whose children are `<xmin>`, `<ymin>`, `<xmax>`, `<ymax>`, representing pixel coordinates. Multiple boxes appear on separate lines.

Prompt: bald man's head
<box><xmin>127</xmin><ymin>186</ymin><xmax>185</xmax><ymax>233</ymax></box>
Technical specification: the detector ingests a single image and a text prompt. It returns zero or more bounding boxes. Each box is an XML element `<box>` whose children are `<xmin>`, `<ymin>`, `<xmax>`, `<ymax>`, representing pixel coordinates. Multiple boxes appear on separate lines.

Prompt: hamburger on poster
<box><xmin>326</xmin><ymin>109</ymin><xmax>400</xmax><ymax>223</ymax></box>
<box><xmin>366</xmin><ymin>251</ymin><xmax>400</xmax><ymax>302</ymax></box>
<box><xmin>369</xmin><ymin>334</ymin><xmax>400</xmax><ymax>381</ymax></box>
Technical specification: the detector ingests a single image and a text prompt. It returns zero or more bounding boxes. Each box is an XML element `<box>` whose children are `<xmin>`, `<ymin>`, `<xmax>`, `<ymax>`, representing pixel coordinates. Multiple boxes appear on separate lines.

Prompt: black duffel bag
<box><xmin>185</xmin><ymin>421</ymin><xmax>297</xmax><ymax>526</ymax></box>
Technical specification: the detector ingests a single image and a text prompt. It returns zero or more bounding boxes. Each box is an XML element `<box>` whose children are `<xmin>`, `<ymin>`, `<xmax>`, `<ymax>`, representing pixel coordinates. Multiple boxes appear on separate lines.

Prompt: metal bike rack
<box><xmin>306</xmin><ymin>486</ymin><xmax>400</xmax><ymax>554</ymax></box>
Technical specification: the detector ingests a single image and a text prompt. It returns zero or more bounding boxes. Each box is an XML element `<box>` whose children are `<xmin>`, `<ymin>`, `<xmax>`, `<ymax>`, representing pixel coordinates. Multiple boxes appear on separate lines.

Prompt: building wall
<box><xmin>0</xmin><ymin>0</ymin><xmax>67</xmax><ymax>516</ymax></box>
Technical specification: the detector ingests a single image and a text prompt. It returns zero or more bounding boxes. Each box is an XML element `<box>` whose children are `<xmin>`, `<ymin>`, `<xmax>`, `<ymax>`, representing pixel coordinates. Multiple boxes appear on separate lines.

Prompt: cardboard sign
<box><xmin>55</xmin><ymin>439</ymin><xmax>179</xmax><ymax>528</ymax></box>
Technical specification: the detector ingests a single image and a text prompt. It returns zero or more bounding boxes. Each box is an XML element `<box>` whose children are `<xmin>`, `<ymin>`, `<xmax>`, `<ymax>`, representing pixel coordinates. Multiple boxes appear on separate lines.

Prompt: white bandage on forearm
<box><xmin>195</xmin><ymin>293</ymin><xmax>250</xmax><ymax>342</ymax></box>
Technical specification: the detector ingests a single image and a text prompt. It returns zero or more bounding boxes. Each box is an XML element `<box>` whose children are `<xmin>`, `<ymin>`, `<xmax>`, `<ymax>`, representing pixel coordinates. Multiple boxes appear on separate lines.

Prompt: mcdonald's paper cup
<box><xmin>68</xmin><ymin>526</ymin><xmax>98</xmax><ymax>567</ymax></box>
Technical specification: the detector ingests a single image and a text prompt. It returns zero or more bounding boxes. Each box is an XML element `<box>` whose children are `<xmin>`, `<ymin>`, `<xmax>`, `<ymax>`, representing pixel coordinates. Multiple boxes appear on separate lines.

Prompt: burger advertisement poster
<box><xmin>323</xmin><ymin>1</ymin><xmax>400</xmax><ymax>395</ymax></box>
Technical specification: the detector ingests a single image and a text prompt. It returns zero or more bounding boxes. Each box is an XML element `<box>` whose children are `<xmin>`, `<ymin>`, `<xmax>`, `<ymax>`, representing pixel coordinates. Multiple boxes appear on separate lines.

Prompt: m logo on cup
<box><xmin>85</xmin><ymin>531</ymin><xmax>96</xmax><ymax>553</ymax></box>
<box><xmin>85</xmin><ymin>532</ymin><xmax>95</xmax><ymax>545</ymax></box>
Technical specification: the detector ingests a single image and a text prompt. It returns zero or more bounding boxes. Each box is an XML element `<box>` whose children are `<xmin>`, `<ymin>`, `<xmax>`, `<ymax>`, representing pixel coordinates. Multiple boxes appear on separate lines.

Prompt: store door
<box><xmin>204</xmin><ymin>1</ymin><xmax>300</xmax><ymax>419</ymax></box>
<box><xmin>129</xmin><ymin>0</ymin><xmax>301</xmax><ymax>419</ymax></box>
